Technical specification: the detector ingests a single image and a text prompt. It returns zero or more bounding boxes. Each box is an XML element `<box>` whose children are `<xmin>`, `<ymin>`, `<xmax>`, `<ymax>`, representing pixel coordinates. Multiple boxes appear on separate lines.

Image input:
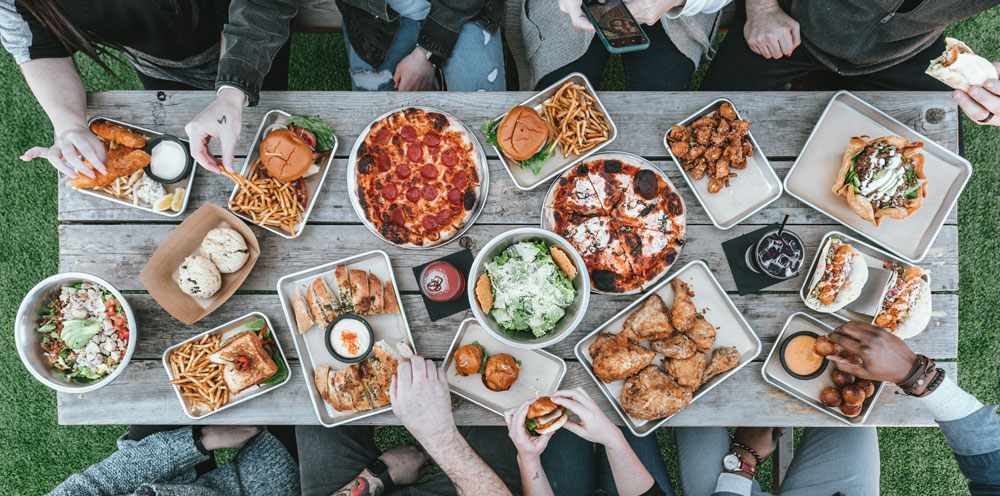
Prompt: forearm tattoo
<box><xmin>333</xmin><ymin>474</ymin><xmax>383</xmax><ymax>496</ymax></box>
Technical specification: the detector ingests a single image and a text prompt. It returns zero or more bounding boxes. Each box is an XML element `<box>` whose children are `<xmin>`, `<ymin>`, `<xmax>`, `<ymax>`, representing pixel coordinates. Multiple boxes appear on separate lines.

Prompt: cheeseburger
<box><xmin>482</xmin><ymin>106</ymin><xmax>555</xmax><ymax>173</ymax></box>
<box><xmin>525</xmin><ymin>397</ymin><xmax>569</xmax><ymax>435</ymax></box>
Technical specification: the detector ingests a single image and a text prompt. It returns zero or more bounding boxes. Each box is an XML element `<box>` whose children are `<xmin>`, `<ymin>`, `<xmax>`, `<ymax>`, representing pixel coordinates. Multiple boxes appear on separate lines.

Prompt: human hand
<box><xmin>953</xmin><ymin>66</ymin><xmax>1000</xmax><ymax>126</ymax></box>
<box><xmin>379</xmin><ymin>445</ymin><xmax>431</xmax><ymax>485</ymax></box>
<box><xmin>184</xmin><ymin>87</ymin><xmax>245</xmax><ymax>174</ymax></box>
<box><xmin>826</xmin><ymin>322</ymin><xmax>918</xmax><ymax>384</ymax></box>
<box><xmin>21</xmin><ymin>126</ymin><xmax>106</xmax><ymax>179</ymax></box>
<box><xmin>504</xmin><ymin>399</ymin><xmax>554</xmax><ymax>462</ymax></box>
<box><xmin>394</xmin><ymin>48</ymin><xmax>437</xmax><ymax>92</ymax></box>
<box><xmin>549</xmin><ymin>387</ymin><xmax>620</xmax><ymax>447</ymax></box>
<box><xmin>558</xmin><ymin>0</ymin><xmax>594</xmax><ymax>31</ymax></box>
<box><xmin>625</xmin><ymin>0</ymin><xmax>682</xmax><ymax>26</ymax></box>
<box><xmin>744</xmin><ymin>0</ymin><xmax>800</xmax><ymax>59</ymax></box>
<box><xmin>390</xmin><ymin>355</ymin><xmax>457</xmax><ymax>443</ymax></box>
<box><xmin>200</xmin><ymin>425</ymin><xmax>261</xmax><ymax>451</ymax></box>
<box><xmin>732</xmin><ymin>427</ymin><xmax>779</xmax><ymax>463</ymax></box>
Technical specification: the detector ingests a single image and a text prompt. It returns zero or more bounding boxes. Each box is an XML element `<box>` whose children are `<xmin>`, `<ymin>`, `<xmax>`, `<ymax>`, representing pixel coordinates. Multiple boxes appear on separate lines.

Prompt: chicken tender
<box><xmin>71</xmin><ymin>147</ymin><xmax>151</xmax><ymax>189</ymax></box>
<box><xmin>670</xmin><ymin>279</ymin><xmax>697</xmax><ymax>332</ymax></box>
<box><xmin>621</xmin><ymin>365</ymin><xmax>693</xmax><ymax>421</ymax></box>
<box><xmin>650</xmin><ymin>333</ymin><xmax>697</xmax><ymax>359</ymax></box>
<box><xmin>622</xmin><ymin>294</ymin><xmax>674</xmax><ymax>343</ymax></box>
<box><xmin>592</xmin><ymin>332</ymin><xmax>655</xmax><ymax>383</ymax></box>
<box><xmin>90</xmin><ymin>120</ymin><xmax>147</xmax><ymax>148</ymax></box>
<box><xmin>703</xmin><ymin>346</ymin><xmax>740</xmax><ymax>383</ymax></box>
<box><xmin>687</xmin><ymin>316</ymin><xmax>716</xmax><ymax>352</ymax></box>
<box><xmin>662</xmin><ymin>351</ymin><xmax>706</xmax><ymax>389</ymax></box>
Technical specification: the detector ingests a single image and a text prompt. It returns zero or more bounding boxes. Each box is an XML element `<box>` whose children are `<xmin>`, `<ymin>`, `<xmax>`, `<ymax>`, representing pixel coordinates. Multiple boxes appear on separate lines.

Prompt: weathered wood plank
<box><xmin>58</xmin><ymin>224</ymin><xmax>959</xmax><ymax>293</ymax></box>
<box><xmin>57</xmin><ymin>159</ymin><xmax>960</xmax><ymax>225</ymax></box>
<box><xmin>56</xmin><ymin>359</ymin><xmax>957</xmax><ymax>427</ymax></box>
<box><xmin>83</xmin><ymin>91</ymin><xmax>960</xmax><ymax>161</ymax></box>
<box><xmin>121</xmin><ymin>293</ymin><xmax>958</xmax><ymax>362</ymax></box>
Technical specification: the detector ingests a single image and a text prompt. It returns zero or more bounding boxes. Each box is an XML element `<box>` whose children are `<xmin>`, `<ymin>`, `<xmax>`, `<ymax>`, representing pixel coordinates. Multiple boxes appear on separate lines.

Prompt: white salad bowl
<box><xmin>15</xmin><ymin>272</ymin><xmax>138</xmax><ymax>393</ymax></box>
<box><xmin>468</xmin><ymin>228</ymin><xmax>591</xmax><ymax>350</ymax></box>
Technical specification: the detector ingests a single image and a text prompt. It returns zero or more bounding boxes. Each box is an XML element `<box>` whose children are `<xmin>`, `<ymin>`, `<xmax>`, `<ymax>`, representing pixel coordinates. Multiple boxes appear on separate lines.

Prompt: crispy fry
<box><xmin>168</xmin><ymin>335</ymin><xmax>227</xmax><ymax>414</ymax></box>
<box><xmin>541</xmin><ymin>81</ymin><xmax>610</xmax><ymax>157</ymax></box>
<box><xmin>225</xmin><ymin>159</ymin><xmax>304</xmax><ymax>237</ymax></box>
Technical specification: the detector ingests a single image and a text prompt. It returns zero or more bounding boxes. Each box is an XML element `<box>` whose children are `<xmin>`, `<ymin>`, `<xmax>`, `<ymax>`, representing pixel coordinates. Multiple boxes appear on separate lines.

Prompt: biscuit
<box><xmin>200</xmin><ymin>227</ymin><xmax>249</xmax><ymax>273</ymax></box>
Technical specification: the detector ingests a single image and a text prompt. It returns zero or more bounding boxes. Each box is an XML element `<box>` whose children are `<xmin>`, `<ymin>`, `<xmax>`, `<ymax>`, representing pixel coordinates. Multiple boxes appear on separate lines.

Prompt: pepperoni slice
<box><xmin>395</xmin><ymin>164</ymin><xmax>411</xmax><ymax>179</ymax></box>
<box><xmin>424</xmin><ymin>132</ymin><xmax>441</xmax><ymax>147</ymax></box>
<box><xmin>447</xmin><ymin>188</ymin><xmax>462</xmax><ymax>205</ymax></box>
<box><xmin>420</xmin><ymin>164</ymin><xmax>438</xmax><ymax>179</ymax></box>
<box><xmin>421</xmin><ymin>184</ymin><xmax>438</xmax><ymax>201</ymax></box>
<box><xmin>421</xmin><ymin>215</ymin><xmax>438</xmax><ymax>231</ymax></box>
<box><xmin>381</xmin><ymin>183</ymin><xmax>397</xmax><ymax>201</ymax></box>
<box><xmin>441</xmin><ymin>148</ymin><xmax>458</xmax><ymax>167</ymax></box>
<box><xmin>437</xmin><ymin>209</ymin><xmax>453</xmax><ymax>225</ymax></box>
<box><xmin>453</xmin><ymin>171</ymin><xmax>468</xmax><ymax>189</ymax></box>
<box><xmin>377</xmin><ymin>153</ymin><xmax>392</xmax><ymax>172</ymax></box>
<box><xmin>389</xmin><ymin>208</ymin><xmax>405</xmax><ymax>226</ymax></box>
<box><xmin>401</xmin><ymin>125</ymin><xmax>417</xmax><ymax>142</ymax></box>
<box><xmin>407</xmin><ymin>145</ymin><xmax>423</xmax><ymax>162</ymax></box>
<box><xmin>375</xmin><ymin>128</ymin><xmax>391</xmax><ymax>145</ymax></box>
<box><xmin>406</xmin><ymin>187</ymin><xmax>420</xmax><ymax>203</ymax></box>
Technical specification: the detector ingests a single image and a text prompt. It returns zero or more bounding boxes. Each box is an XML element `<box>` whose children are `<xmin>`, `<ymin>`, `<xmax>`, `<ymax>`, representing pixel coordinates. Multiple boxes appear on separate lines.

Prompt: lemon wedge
<box><xmin>171</xmin><ymin>188</ymin><xmax>185</xmax><ymax>211</ymax></box>
<box><xmin>153</xmin><ymin>193</ymin><xmax>175</xmax><ymax>212</ymax></box>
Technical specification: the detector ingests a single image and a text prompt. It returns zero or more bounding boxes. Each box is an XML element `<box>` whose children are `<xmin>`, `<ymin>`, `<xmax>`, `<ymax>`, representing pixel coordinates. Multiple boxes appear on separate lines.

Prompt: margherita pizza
<box><xmin>544</xmin><ymin>153</ymin><xmax>686</xmax><ymax>293</ymax></box>
<box><xmin>354</xmin><ymin>108</ymin><xmax>485</xmax><ymax>247</ymax></box>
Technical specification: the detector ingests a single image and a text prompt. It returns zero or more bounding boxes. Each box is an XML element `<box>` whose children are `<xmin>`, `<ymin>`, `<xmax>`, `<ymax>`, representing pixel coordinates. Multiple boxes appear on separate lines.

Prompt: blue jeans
<box><xmin>344</xmin><ymin>17</ymin><xmax>505</xmax><ymax>91</ymax></box>
<box><xmin>541</xmin><ymin>427</ymin><xmax>675</xmax><ymax>496</ymax></box>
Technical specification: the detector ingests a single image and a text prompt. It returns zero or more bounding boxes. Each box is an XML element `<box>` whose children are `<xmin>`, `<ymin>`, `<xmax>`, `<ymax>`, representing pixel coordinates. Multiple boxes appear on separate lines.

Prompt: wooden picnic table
<box><xmin>57</xmin><ymin>90</ymin><xmax>961</xmax><ymax>427</ymax></box>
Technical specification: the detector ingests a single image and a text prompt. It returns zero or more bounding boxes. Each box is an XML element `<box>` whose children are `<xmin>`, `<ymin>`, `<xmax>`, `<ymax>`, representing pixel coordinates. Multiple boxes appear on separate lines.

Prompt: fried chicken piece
<box><xmin>714</xmin><ymin>159</ymin><xmax>731</xmax><ymax>179</ymax></box>
<box><xmin>730</xmin><ymin>119</ymin><xmax>750</xmax><ymax>136</ymax></box>
<box><xmin>742</xmin><ymin>138</ymin><xmax>754</xmax><ymax>158</ymax></box>
<box><xmin>90</xmin><ymin>120</ymin><xmax>147</xmax><ymax>148</ymax></box>
<box><xmin>589</xmin><ymin>331</ymin><xmax>614</xmax><ymax>359</ymax></box>
<box><xmin>685</xmin><ymin>145</ymin><xmax>706</xmax><ymax>160</ymax></box>
<box><xmin>694</xmin><ymin>127</ymin><xmax>712</xmax><ymax>145</ymax></box>
<box><xmin>703</xmin><ymin>347</ymin><xmax>741</xmax><ymax>383</ymax></box>
<box><xmin>663</xmin><ymin>351</ymin><xmax>707</xmax><ymax>389</ymax></box>
<box><xmin>669</xmin><ymin>140</ymin><xmax>689</xmax><ymax>158</ymax></box>
<box><xmin>71</xmin><ymin>147</ymin><xmax>151</xmax><ymax>188</ymax></box>
<box><xmin>621</xmin><ymin>365</ymin><xmax>693</xmax><ymax>421</ymax></box>
<box><xmin>592</xmin><ymin>332</ymin><xmax>656</xmax><ymax>383</ymax></box>
<box><xmin>730</xmin><ymin>157</ymin><xmax>747</xmax><ymax>170</ymax></box>
<box><xmin>691</xmin><ymin>116</ymin><xmax>716</xmax><ymax>129</ymax></box>
<box><xmin>650</xmin><ymin>333</ymin><xmax>697</xmax><ymax>359</ymax></box>
<box><xmin>687</xmin><ymin>316</ymin><xmax>716</xmax><ymax>352</ymax></box>
<box><xmin>724</xmin><ymin>142</ymin><xmax>743</xmax><ymax>162</ymax></box>
<box><xmin>691</xmin><ymin>159</ymin><xmax>708</xmax><ymax>180</ymax></box>
<box><xmin>704</xmin><ymin>146</ymin><xmax>723</xmax><ymax>162</ymax></box>
<box><xmin>710</xmin><ymin>131</ymin><xmax>727</xmax><ymax>147</ymax></box>
<box><xmin>717</xmin><ymin>119</ymin><xmax>731</xmax><ymax>133</ymax></box>
<box><xmin>622</xmin><ymin>295</ymin><xmax>674</xmax><ymax>343</ymax></box>
<box><xmin>717</xmin><ymin>102</ymin><xmax>737</xmax><ymax>121</ymax></box>
<box><xmin>668</xmin><ymin>125</ymin><xmax>691</xmax><ymax>142</ymax></box>
<box><xmin>707</xmin><ymin>177</ymin><xmax>724</xmax><ymax>193</ymax></box>
<box><xmin>670</xmin><ymin>279</ymin><xmax>698</xmax><ymax>332</ymax></box>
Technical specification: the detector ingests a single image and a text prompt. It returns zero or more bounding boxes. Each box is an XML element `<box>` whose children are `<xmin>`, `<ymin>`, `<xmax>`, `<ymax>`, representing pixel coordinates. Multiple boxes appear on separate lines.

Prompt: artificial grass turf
<box><xmin>1</xmin><ymin>12</ymin><xmax>998</xmax><ymax>495</ymax></box>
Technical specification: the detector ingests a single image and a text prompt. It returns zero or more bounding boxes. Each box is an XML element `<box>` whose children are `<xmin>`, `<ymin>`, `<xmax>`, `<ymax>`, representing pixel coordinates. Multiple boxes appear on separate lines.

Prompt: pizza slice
<box><xmin>614</xmin><ymin>221</ymin><xmax>684</xmax><ymax>289</ymax></box>
<box><xmin>545</xmin><ymin>165</ymin><xmax>606</xmax><ymax>216</ymax></box>
<box><xmin>562</xmin><ymin>215</ymin><xmax>639</xmax><ymax>293</ymax></box>
<box><xmin>582</xmin><ymin>158</ymin><xmax>639</xmax><ymax>213</ymax></box>
<box><xmin>611</xmin><ymin>171</ymin><xmax>686</xmax><ymax>235</ymax></box>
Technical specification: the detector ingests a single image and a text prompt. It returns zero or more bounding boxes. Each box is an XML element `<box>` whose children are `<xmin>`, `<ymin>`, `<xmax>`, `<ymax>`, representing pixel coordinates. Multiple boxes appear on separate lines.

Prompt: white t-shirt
<box><xmin>388</xmin><ymin>0</ymin><xmax>431</xmax><ymax>21</ymax></box>
<box><xmin>665</xmin><ymin>0</ymin><xmax>732</xmax><ymax>18</ymax></box>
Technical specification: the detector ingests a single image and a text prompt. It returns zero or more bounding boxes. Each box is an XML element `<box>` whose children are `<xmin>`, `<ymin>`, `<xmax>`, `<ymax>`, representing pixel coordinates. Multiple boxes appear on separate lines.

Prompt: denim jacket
<box><xmin>334</xmin><ymin>0</ymin><xmax>503</xmax><ymax>69</ymax></box>
<box><xmin>217</xmin><ymin>0</ymin><xmax>298</xmax><ymax>106</ymax></box>
<box><xmin>937</xmin><ymin>405</ymin><xmax>1000</xmax><ymax>494</ymax></box>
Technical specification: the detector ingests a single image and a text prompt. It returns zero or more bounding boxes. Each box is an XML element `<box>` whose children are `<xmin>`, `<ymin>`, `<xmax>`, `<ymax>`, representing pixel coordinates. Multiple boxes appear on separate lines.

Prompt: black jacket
<box><xmin>335</xmin><ymin>0</ymin><xmax>503</xmax><ymax>69</ymax></box>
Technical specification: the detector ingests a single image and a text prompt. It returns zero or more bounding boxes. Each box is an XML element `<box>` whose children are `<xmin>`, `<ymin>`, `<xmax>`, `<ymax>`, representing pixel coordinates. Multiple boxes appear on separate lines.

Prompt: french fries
<box><xmin>224</xmin><ymin>159</ymin><xmax>304</xmax><ymax>237</ymax></box>
<box><xmin>168</xmin><ymin>334</ymin><xmax>228</xmax><ymax>414</ymax></box>
<box><xmin>541</xmin><ymin>82</ymin><xmax>610</xmax><ymax>157</ymax></box>
<box><xmin>97</xmin><ymin>169</ymin><xmax>145</xmax><ymax>203</ymax></box>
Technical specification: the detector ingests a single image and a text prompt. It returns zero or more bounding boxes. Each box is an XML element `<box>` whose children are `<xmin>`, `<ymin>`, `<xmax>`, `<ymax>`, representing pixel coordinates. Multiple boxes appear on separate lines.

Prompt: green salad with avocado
<box><xmin>485</xmin><ymin>241</ymin><xmax>576</xmax><ymax>337</ymax></box>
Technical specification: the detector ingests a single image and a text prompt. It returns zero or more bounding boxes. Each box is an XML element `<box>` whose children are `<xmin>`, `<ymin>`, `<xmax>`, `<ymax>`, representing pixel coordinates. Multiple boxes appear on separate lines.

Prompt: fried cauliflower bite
<box><xmin>668</xmin><ymin>125</ymin><xmax>691</xmax><ymax>142</ymax></box>
<box><xmin>669</xmin><ymin>140</ymin><xmax>690</xmax><ymax>158</ymax></box>
<box><xmin>717</xmin><ymin>102</ymin><xmax>737</xmax><ymax>121</ymax></box>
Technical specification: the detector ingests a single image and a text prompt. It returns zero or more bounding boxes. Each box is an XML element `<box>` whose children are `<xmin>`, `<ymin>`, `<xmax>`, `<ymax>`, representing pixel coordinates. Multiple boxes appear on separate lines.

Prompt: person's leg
<box><xmin>440</xmin><ymin>23</ymin><xmax>506</xmax><ymax>91</ymax></box>
<box><xmin>343</xmin><ymin>18</ymin><xmax>421</xmax><ymax>91</ymax></box>
<box><xmin>621</xmin><ymin>21</ymin><xmax>694</xmax><ymax>91</ymax></box>
<box><xmin>295</xmin><ymin>425</ymin><xmax>381</xmax><ymax>496</ymax></box>
<box><xmin>407</xmin><ymin>426</ymin><xmax>523</xmax><ymax>495</ymax></box>
<box><xmin>777</xmin><ymin>427</ymin><xmax>879</xmax><ymax>496</ymax></box>
<box><xmin>535</xmin><ymin>35</ymin><xmax>611</xmax><ymax>91</ymax></box>
<box><xmin>261</xmin><ymin>39</ymin><xmax>292</xmax><ymax>91</ymax></box>
<box><xmin>844</xmin><ymin>36</ymin><xmax>952</xmax><ymax>91</ymax></box>
<box><xmin>595</xmin><ymin>428</ymin><xmax>675</xmax><ymax>496</ymax></box>
<box><xmin>673</xmin><ymin>427</ymin><xmax>767</xmax><ymax>496</ymax></box>
<box><xmin>699</xmin><ymin>3</ymin><xmax>819</xmax><ymax>91</ymax></box>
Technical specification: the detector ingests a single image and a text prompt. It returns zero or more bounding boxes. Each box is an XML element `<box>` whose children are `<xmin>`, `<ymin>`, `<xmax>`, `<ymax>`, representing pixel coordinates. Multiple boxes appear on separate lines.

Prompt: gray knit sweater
<box><xmin>47</xmin><ymin>427</ymin><xmax>299</xmax><ymax>496</ymax></box>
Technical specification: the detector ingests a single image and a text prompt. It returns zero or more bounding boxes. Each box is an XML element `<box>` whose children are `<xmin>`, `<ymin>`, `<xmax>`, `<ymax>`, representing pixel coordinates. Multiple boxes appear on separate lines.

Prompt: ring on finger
<box><xmin>978</xmin><ymin>111</ymin><xmax>994</xmax><ymax>123</ymax></box>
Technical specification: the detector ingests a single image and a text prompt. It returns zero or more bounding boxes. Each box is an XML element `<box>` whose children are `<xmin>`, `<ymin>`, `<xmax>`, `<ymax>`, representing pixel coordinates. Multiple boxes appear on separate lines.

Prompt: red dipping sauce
<box><xmin>420</xmin><ymin>262</ymin><xmax>465</xmax><ymax>302</ymax></box>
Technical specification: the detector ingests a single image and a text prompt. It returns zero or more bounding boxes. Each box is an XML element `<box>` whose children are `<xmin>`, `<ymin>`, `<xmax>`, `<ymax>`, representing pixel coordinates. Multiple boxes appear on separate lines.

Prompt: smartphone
<box><xmin>582</xmin><ymin>0</ymin><xmax>650</xmax><ymax>54</ymax></box>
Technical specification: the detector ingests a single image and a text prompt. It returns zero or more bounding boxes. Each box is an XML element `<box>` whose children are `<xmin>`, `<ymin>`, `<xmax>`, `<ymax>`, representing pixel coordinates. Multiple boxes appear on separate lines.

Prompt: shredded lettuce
<box><xmin>286</xmin><ymin>115</ymin><xmax>335</xmax><ymax>152</ymax></box>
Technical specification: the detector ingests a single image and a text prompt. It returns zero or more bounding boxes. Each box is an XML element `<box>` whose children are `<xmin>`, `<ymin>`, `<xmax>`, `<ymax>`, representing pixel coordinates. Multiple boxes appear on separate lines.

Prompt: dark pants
<box><xmin>135</xmin><ymin>39</ymin><xmax>292</xmax><ymax>91</ymax></box>
<box><xmin>540</xmin><ymin>427</ymin><xmax>674</xmax><ymax>496</ymax></box>
<box><xmin>536</xmin><ymin>20</ymin><xmax>695</xmax><ymax>91</ymax></box>
<box><xmin>126</xmin><ymin>425</ymin><xmax>298</xmax><ymax>476</ymax></box>
<box><xmin>700</xmin><ymin>3</ymin><xmax>952</xmax><ymax>92</ymax></box>
<box><xmin>296</xmin><ymin>425</ymin><xmax>522</xmax><ymax>496</ymax></box>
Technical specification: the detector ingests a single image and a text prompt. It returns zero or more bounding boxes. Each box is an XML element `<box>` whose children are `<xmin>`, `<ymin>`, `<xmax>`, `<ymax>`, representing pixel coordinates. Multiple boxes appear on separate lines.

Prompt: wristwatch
<box><xmin>365</xmin><ymin>458</ymin><xmax>395</xmax><ymax>492</ymax></box>
<box><xmin>723</xmin><ymin>451</ymin><xmax>756</xmax><ymax>478</ymax></box>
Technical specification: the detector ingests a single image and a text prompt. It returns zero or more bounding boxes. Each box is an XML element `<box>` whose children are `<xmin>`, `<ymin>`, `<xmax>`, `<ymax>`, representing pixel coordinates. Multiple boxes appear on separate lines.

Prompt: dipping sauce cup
<box><xmin>324</xmin><ymin>314</ymin><xmax>374</xmax><ymax>363</ymax></box>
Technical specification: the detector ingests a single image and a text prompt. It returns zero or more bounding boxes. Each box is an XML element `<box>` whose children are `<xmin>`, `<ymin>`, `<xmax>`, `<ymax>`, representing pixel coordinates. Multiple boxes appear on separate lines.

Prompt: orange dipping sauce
<box><xmin>783</xmin><ymin>335</ymin><xmax>824</xmax><ymax>376</ymax></box>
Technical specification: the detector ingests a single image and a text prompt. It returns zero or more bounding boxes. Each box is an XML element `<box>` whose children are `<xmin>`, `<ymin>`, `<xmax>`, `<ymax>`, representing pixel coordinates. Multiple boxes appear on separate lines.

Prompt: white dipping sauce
<box><xmin>330</xmin><ymin>318</ymin><xmax>370</xmax><ymax>358</ymax></box>
<box><xmin>150</xmin><ymin>140</ymin><xmax>187</xmax><ymax>180</ymax></box>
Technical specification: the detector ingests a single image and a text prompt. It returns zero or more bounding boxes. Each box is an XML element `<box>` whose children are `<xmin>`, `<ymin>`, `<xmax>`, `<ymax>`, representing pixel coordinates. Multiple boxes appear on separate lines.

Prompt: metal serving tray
<box><xmin>573</xmin><ymin>260</ymin><xmax>762</xmax><ymax>437</ymax></box>
<box><xmin>783</xmin><ymin>90</ymin><xmax>972</xmax><ymax>263</ymax></box>
<box><xmin>443</xmin><ymin>318</ymin><xmax>567</xmax><ymax>416</ymax></box>
<box><xmin>275</xmin><ymin>250</ymin><xmax>415</xmax><ymax>427</ymax></box>
<box><xmin>539</xmin><ymin>151</ymin><xmax>686</xmax><ymax>295</ymax></box>
<box><xmin>484</xmin><ymin>72</ymin><xmax>617</xmax><ymax>191</ymax></box>
<box><xmin>228</xmin><ymin>109</ymin><xmax>337</xmax><ymax>239</ymax></box>
<box><xmin>77</xmin><ymin>116</ymin><xmax>196</xmax><ymax>217</ymax></box>
<box><xmin>346</xmin><ymin>107</ymin><xmax>489</xmax><ymax>249</ymax></box>
<box><xmin>162</xmin><ymin>312</ymin><xmax>290</xmax><ymax>420</ymax></box>
<box><xmin>663</xmin><ymin>98</ymin><xmax>782</xmax><ymax>230</ymax></box>
<box><xmin>800</xmin><ymin>230</ymin><xmax>931</xmax><ymax>323</ymax></box>
<box><xmin>762</xmin><ymin>312</ymin><xmax>886</xmax><ymax>425</ymax></box>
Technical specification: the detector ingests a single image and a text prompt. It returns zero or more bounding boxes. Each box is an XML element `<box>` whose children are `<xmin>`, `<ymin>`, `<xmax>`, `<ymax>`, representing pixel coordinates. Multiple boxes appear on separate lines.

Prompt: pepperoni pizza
<box><xmin>544</xmin><ymin>153</ymin><xmax>686</xmax><ymax>294</ymax></box>
<box><xmin>354</xmin><ymin>108</ymin><xmax>485</xmax><ymax>247</ymax></box>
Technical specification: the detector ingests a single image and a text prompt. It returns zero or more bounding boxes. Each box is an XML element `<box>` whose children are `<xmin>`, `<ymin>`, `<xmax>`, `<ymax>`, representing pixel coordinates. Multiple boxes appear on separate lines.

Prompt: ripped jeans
<box><xmin>344</xmin><ymin>17</ymin><xmax>505</xmax><ymax>91</ymax></box>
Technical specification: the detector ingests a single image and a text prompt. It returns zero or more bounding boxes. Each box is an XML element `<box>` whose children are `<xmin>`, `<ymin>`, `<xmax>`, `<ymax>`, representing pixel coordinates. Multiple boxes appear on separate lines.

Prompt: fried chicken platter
<box><xmin>577</xmin><ymin>261</ymin><xmax>761</xmax><ymax>434</ymax></box>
